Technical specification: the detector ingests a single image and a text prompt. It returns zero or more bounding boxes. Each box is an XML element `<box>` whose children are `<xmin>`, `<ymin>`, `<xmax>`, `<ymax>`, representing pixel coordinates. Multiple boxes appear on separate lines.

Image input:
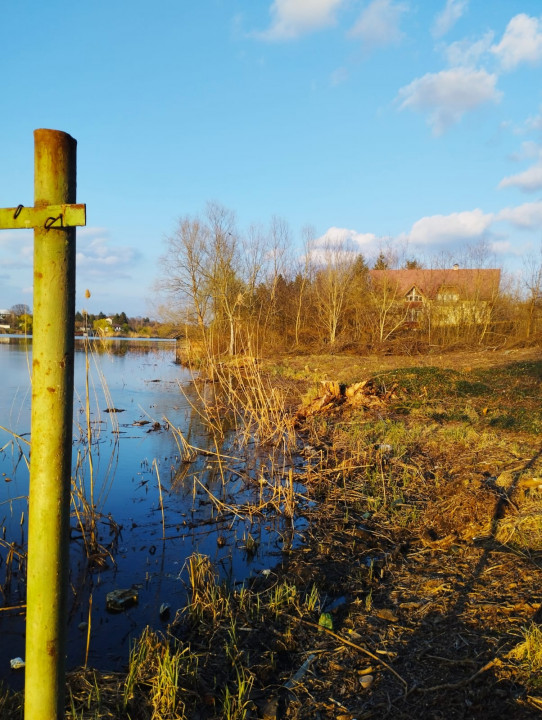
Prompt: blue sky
<box><xmin>1</xmin><ymin>0</ymin><xmax>542</xmax><ymax>316</ymax></box>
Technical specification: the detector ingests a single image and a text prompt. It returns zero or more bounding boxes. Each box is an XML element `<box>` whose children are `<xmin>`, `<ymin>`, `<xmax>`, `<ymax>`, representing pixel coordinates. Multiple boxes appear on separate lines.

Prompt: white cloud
<box><xmin>311</xmin><ymin>201</ymin><xmax>542</xmax><ymax>270</ymax></box>
<box><xmin>256</xmin><ymin>0</ymin><xmax>345</xmax><ymax>40</ymax></box>
<box><xmin>497</xmin><ymin>201</ymin><xmax>542</xmax><ymax>228</ymax></box>
<box><xmin>348</xmin><ymin>0</ymin><xmax>408</xmax><ymax>49</ymax></box>
<box><xmin>526</xmin><ymin>109</ymin><xmax>542</xmax><ymax>132</ymax></box>
<box><xmin>306</xmin><ymin>227</ymin><xmax>378</xmax><ymax>265</ymax></box>
<box><xmin>432</xmin><ymin>0</ymin><xmax>468</xmax><ymax>38</ymax></box>
<box><xmin>313</xmin><ymin>226</ymin><xmax>378</xmax><ymax>250</ymax></box>
<box><xmin>509</xmin><ymin>141</ymin><xmax>542</xmax><ymax>162</ymax></box>
<box><xmin>499</xmin><ymin>162</ymin><xmax>542</xmax><ymax>192</ymax></box>
<box><xmin>489</xmin><ymin>240</ymin><xmax>512</xmax><ymax>254</ymax></box>
<box><xmin>492</xmin><ymin>13</ymin><xmax>542</xmax><ymax>70</ymax></box>
<box><xmin>0</xmin><ymin>230</ymin><xmax>33</xmax><ymax>269</ymax></box>
<box><xmin>444</xmin><ymin>30</ymin><xmax>494</xmax><ymax>67</ymax></box>
<box><xmin>398</xmin><ymin>67</ymin><xmax>501</xmax><ymax>134</ymax></box>
<box><xmin>76</xmin><ymin>228</ymin><xmax>140</xmax><ymax>279</ymax></box>
<box><xmin>408</xmin><ymin>209</ymin><xmax>494</xmax><ymax>246</ymax></box>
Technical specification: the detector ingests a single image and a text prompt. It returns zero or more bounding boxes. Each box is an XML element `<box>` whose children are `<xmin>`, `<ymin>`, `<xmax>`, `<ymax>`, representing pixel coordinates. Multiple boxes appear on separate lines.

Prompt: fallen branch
<box><xmin>296</xmin><ymin>617</ymin><xmax>408</xmax><ymax>693</ymax></box>
<box><xmin>0</xmin><ymin>603</ymin><xmax>26</xmax><ymax>613</ymax></box>
<box><xmin>413</xmin><ymin>658</ymin><xmax>497</xmax><ymax>694</ymax></box>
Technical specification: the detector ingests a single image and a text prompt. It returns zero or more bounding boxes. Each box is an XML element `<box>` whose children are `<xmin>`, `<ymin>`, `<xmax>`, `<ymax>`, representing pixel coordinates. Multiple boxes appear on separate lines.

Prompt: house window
<box><xmin>406</xmin><ymin>287</ymin><xmax>422</xmax><ymax>302</ymax></box>
<box><xmin>437</xmin><ymin>288</ymin><xmax>459</xmax><ymax>302</ymax></box>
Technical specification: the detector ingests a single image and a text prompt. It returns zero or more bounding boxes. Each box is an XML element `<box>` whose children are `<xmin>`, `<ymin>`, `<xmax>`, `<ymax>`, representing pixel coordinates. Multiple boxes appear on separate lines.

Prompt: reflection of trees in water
<box><xmin>0</xmin><ymin>336</ymin><xmax>32</xmax><ymax>350</ymax></box>
<box><xmin>0</xmin><ymin>336</ymin><xmax>177</xmax><ymax>358</ymax></box>
<box><xmin>74</xmin><ymin>339</ymin><xmax>176</xmax><ymax>357</ymax></box>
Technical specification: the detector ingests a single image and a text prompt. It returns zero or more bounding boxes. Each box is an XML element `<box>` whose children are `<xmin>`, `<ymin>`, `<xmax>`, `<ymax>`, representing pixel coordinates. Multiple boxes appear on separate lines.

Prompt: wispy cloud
<box><xmin>497</xmin><ymin>201</ymin><xmax>542</xmax><ymax>228</ymax></box>
<box><xmin>525</xmin><ymin>108</ymin><xmax>542</xmax><ymax>131</ymax></box>
<box><xmin>508</xmin><ymin>141</ymin><xmax>541</xmax><ymax>162</ymax></box>
<box><xmin>432</xmin><ymin>0</ymin><xmax>469</xmax><ymax>39</ymax></box>
<box><xmin>348</xmin><ymin>0</ymin><xmax>408</xmax><ymax>50</ymax></box>
<box><xmin>0</xmin><ymin>230</ymin><xmax>33</xmax><ymax>269</ymax></box>
<box><xmin>314</xmin><ymin>198</ymin><xmax>542</xmax><ymax>269</ymax></box>
<box><xmin>76</xmin><ymin>227</ymin><xmax>140</xmax><ymax>279</ymax></box>
<box><xmin>304</xmin><ymin>227</ymin><xmax>379</xmax><ymax>264</ymax></box>
<box><xmin>499</xmin><ymin>162</ymin><xmax>542</xmax><ymax>192</ymax></box>
<box><xmin>313</xmin><ymin>226</ymin><xmax>378</xmax><ymax>250</ymax></box>
<box><xmin>492</xmin><ymin>13</ymin><xmax>542</xmax><ymax>71</ymax></box>
<box><xmin>255</xmin><ymin>0</ymin><xmax>345</xmax><ymax>41</ymax></box>
<box><xmin>330</xmin><ymin>66</ymin><xmax>349</xmax><ymax>86</ymax></box>
<box><xmin>398</xmin><ymin>67</ymin><xmax>501</xmax><ymax>134</ymax></box>
<box><xmin>444</xmin><ymin>30</ymin><xmax>494</xmax><ymax>67</ymax></box>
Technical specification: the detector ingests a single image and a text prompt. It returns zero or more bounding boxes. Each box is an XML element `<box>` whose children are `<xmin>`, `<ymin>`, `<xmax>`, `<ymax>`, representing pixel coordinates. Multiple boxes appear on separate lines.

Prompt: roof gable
<box><xmin>369</xmin><ymin>268</ymin><xmax>501</xmax><ymax>301</ymax></box>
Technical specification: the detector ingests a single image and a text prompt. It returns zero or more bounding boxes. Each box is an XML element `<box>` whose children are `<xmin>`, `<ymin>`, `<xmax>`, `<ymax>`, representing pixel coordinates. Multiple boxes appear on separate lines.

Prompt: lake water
<box><xmin>0</xmin><ymin>337</ymin><xmax>304</xmax><ymax>685</ymax></box>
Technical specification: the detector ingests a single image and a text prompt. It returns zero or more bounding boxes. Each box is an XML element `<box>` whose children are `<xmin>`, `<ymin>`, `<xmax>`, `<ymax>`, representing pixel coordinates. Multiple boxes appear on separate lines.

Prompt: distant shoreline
<box><xmin>0</xmin><ymin>333</ymin><xmax>176</xmax><ymax>342</ymax></box>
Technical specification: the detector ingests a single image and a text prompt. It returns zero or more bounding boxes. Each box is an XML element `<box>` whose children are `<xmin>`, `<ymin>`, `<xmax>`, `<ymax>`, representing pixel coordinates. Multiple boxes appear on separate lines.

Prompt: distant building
<box><xmin>368</xmin><ymin>266</ymin><xmax>501</xmax><ymax>327</ymax></box>
<box><xmin>0</xmin><ymin>309</ymin><xmax>10</xmax><ymax>330</ymax></box>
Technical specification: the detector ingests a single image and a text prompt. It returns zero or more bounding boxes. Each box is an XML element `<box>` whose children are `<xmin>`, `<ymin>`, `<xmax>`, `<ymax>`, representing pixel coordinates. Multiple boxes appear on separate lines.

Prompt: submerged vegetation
<box><xmin>2</xmin><ymin>343</ymin><xmax>541</xmax><ymax>718</ymax></box>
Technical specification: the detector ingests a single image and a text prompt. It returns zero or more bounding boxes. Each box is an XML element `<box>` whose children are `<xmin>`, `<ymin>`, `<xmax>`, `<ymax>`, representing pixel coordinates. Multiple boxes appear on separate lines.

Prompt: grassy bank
<box><xmin>2</xmin><ymin>348</ymin><xmax>542</xmax><ymax>719</ymax></box>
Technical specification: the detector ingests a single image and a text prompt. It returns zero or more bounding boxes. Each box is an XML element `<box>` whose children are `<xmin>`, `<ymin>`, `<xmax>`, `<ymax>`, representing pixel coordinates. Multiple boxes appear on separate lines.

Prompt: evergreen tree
<box><xmin>373</xmin><ymin>252</ymin><xmax>389</xmax><ymax>270</ymax></box>
<box><xmin>404</xmin><ymin>258</ymin><xmax>423</xmax><ymax>269</ymax></box>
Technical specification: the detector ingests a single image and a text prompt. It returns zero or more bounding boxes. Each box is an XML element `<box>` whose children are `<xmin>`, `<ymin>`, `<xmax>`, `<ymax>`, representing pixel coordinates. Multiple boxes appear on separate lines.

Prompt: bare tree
<box><xmin>312</xmin><ymin>239</ymin><xmax>357</xmax><ymax>345</ymax></box>
<box><xmin>10</xmin><ymin>303</ymin><xmax>31</xmax><ymax>316</ymax></box>
<box><xmin>366</xmin><ymin>273</ymin><xmax>409</xmax><ymax>345</ymax></box>
<box><xmin>294</xmin><ymin>225</ymin><xmax>315</xmax><ymax>347</ymax></box>
<box><xmin>156</xmin><ymin>215</ymin><xmax>210</xmax><ymax>333</ymax></box>
<box><xmin>205</xmin><ymin>202</ymin><xmax>244</xmax><ymax>355</ymax></box>
<box><xmin>157</xmin><ymin>202</ymin><xmax>244</xmax><ymax>355</ymax></box>
<box><xmin>262</xmin><ymin>216</ymin><xmax>290</xmax><ymax>337</ymax></box>
<box><xmin>239</xmin><ymin>222</ymin><xmax>271</xmax><ymax>351</ymax></box>
<box><xmin>523</xmin><ymin>244</ymin><xmax>542</xmax><ymax>339</ymax></box>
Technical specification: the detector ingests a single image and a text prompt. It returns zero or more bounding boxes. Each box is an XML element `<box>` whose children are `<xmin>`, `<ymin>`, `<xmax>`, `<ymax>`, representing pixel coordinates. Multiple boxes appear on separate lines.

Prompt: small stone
<box><xmin>261</xmin><ymin>697</ymin><xmax>278</xmax><ymax>720</ymax></box>
<box><xmin>159</xmin><ymin>603</ymin><xmax>171</xmax><ymax>620</ymax></box>
<box><xmin>106</xmin><ymin>588</ymin><xmax>139</xmax><ymax>612</ymax></box>
<box><xmin>360</xmin><ymin>674</ymin><xmax>374</xmax><ymax>689</ymax></box>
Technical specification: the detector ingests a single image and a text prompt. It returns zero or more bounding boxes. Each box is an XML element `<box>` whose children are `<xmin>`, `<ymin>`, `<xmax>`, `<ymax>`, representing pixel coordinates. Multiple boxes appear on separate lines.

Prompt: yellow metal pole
<box><xmin>25</xmin><ymin>129</ymin><xmax>77</xmax><ymax>720</ymax></box>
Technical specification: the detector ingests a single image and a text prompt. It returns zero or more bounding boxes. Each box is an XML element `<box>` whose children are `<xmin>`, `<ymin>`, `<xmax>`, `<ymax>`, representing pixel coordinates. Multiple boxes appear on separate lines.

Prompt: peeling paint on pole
<box><xmin>0</xmin><ymin>130</ymin><xmax>85</xmax><ymax>720</ymax></box>
<box><xmin>25</xmin><ymin>129</ymin><xmax>78</xmax><ymax>720</ymax></box>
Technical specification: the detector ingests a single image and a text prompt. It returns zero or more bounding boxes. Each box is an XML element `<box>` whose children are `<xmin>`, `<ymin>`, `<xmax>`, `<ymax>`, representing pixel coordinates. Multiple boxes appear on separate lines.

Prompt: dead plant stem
<box><xmin>84</xmin><ymin>593</ymin><xmax>92</xmax><ymax>668</ymax></box>
<box><xmin>296</xmin><ymin>617</ymin><xmax>408</xmax><ymax>693</ymax></box>
<box><xmin>152</xmin><ymin>460</ymin><xmax>166</xmax><ymax>540</ymax></box>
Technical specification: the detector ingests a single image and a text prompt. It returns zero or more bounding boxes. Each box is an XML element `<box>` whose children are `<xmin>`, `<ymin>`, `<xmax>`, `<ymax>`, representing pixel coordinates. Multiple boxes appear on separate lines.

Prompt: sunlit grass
<box><xmin>510</xmin><ymin>624</ymin><xmax>542</xmax><ymax>689</ymax></box>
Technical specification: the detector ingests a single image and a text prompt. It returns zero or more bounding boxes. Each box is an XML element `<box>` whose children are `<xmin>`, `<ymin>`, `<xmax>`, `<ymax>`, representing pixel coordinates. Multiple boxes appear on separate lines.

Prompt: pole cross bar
<box><xmin>0</xmin><ymin>203</ymin><xmax>86</xmax><ymax>230</ymax></box>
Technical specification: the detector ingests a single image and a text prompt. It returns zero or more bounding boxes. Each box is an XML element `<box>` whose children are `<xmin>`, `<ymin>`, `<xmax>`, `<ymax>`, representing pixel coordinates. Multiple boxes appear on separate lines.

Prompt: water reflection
<box><xmin>0</xmin><ymin>338</ymin><xmax>306</xmax><ymax>683</ymax></box>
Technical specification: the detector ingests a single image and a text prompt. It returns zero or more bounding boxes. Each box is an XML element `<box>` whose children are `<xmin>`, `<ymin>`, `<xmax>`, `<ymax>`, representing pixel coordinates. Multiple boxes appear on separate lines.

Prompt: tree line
<box><xmin>155</xmin><ymin>202</ymin><xmax>542</xmax><ymax>357</ymax></box>
<box><xmin>74</xmin><ymin>311</ymin><xmax>151</xmax><ymax>335</ymax></box>
<box><xmin>1</xmin><ymin>306</ymin><xmax>154</xmax><ymax>336</ymax></box>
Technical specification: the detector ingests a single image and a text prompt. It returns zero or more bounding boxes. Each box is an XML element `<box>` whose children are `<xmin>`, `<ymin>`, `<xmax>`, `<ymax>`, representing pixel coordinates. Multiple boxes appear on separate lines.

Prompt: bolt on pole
<box><xmin>24</xmin><ymin>130</ymin><xmax>77</xmax><ymax>720</ymax></box>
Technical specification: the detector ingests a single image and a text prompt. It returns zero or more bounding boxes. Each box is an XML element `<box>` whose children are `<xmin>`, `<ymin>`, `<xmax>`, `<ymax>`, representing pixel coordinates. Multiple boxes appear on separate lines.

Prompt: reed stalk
<box><xmin>152</xmin><ymin>459</ymin><xmax>166</xmax><ymax>540</ymax></box>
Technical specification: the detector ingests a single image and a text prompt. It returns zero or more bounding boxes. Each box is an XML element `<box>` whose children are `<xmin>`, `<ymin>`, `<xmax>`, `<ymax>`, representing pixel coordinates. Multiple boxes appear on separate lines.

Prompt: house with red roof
<box><xmin>368</xmin><ymin>265</ymin><xmax>501</xmax><ymax>327</ymax></box>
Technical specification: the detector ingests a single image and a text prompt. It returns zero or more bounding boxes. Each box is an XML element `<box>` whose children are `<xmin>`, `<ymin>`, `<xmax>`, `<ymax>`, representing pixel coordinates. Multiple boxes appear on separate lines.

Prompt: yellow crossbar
<box><xmin>0</xmin><ymin>203</ymin><xmax>86</xmax><ymax>229</ymax></box>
